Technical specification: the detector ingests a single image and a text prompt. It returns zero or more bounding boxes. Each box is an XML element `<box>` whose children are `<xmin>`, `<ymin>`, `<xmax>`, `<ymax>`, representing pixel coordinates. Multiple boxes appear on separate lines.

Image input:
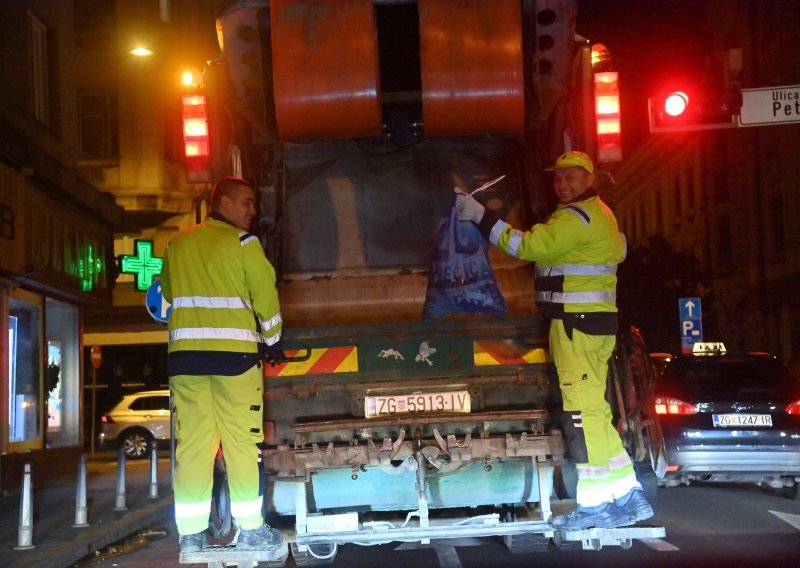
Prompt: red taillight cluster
<box><xmin>786</xmin><ymin>400</ymin><xmax>800</xmax><ymax>414</ymax></box>
<box><xmin>182</xmin><ymin>93</ymin><xmax>211</xmax><ymax>183</ymax></box>
<box><xmin>655</xmin><ymin>396</ymin><xmax>698</xmax><ymax>415</ymax></box>
<box><xmin>100</xmin><ymin>416</ymin><xmax>114</xmax><ymax>424</ymax></box>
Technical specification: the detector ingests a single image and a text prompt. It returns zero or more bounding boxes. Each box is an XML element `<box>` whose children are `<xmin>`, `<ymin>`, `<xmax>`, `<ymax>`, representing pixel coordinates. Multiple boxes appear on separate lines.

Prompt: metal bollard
<box><xmin>148</xmin><ymin>441</ymin><xmax>159</xmax><ymax>499</ymax></box>
<box><xmin>15</xmin><ymin>463</ymin><xmax>35</xmax><ymax>550</ymax></box>
<box><xmin>73</xmin><ymin>453</ymin><xmax>90</xmax><ymax>527</ymax></box>
<box><xmin>113</xmin><ymin>446</ymin><xmax>128</xmax><ymax>511</ymax></box>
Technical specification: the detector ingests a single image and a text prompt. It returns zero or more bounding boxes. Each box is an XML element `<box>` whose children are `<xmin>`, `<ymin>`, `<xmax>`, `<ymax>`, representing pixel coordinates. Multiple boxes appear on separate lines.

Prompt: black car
<box><xmin>655</xmin><ymin>349</ymin><xmax>800</xmax><ymax>498</ymax></box>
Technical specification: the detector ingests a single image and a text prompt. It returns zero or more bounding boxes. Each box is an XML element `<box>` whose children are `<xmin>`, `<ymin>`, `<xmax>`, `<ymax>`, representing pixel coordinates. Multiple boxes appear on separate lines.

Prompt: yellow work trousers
<box><xmin>171</xmin><ymin>364</ymin><xmax>265</xmax><ymax>535</ymax></box>
<box><xmin>549</xmin><ymin>319</ymin><xmax>640</xmax><ymax>507</ymax></box>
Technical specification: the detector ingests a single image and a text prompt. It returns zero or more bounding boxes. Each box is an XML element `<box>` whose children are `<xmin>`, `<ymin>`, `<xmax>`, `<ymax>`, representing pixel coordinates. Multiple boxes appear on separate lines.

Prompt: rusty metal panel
<box><xmin>419</xmin><ymin>0</ymin><xmax>524</xmax><ymax>135</ymax></box>
<box><xmin>270</xmin><ymin>0</ymin><xmax>382</xmax><ymax>141</ymax></box>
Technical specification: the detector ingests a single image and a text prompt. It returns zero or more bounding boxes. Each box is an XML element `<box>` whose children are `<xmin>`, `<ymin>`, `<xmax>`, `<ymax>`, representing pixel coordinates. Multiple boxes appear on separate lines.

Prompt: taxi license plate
<box><xmin>712</xmin><ymin>414</ymin><xmax>772</xmax><ymax>427</ymax></box>
<box><xmin>365</xmin><ymin>391</ymin><xmax>470</xmax><ymax>418</ymax></box>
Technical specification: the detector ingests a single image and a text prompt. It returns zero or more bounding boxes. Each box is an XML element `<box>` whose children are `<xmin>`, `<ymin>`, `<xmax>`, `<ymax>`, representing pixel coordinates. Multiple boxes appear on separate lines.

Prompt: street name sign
<box><xmin>739</xmin><ymin>84</ymin><xmax>800</xmax><ymax>126</ymax></box>
<box><xmin>679</xmin><ymin>297</ymin><xmax>703</xmax><ymax>353</ymax></box>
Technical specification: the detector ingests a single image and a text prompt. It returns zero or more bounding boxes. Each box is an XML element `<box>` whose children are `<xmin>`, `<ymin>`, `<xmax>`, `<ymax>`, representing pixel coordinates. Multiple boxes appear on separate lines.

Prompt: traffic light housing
<box><xmin>649</xmin><ymin>86</ymin><xmax>742</xmax><ymax>133</ymax></box>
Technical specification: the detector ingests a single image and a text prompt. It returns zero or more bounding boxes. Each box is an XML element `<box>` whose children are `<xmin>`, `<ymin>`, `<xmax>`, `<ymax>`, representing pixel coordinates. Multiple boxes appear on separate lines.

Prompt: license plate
<box><xmin>365</xmin><ymin>391</ymin><xmax>471</xmax><ymax>418</ymax></box>
<box><xmin>712</xmin><ymin>414</ymin><xmax>773</xmax><ymax>427</ymax></box>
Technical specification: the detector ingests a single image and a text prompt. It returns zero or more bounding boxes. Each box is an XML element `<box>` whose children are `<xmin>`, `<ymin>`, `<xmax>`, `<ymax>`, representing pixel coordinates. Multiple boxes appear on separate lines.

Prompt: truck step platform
<box><xmin>562</xmin><ymin>525</ymin><xmax>667</xmax><ymax>550</ymax></box>
<box><xmin>179</xmin><ymin>542</ymin><xmax>289</xmax><ymax>567</ymax></box>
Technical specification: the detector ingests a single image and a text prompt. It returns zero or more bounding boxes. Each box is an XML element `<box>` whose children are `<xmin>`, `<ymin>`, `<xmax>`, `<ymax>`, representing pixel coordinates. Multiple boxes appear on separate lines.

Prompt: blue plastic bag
<box><xmin>423</xmin><ymin>194</ymin><xmax>507</xmax><ymax>319</ymax></box>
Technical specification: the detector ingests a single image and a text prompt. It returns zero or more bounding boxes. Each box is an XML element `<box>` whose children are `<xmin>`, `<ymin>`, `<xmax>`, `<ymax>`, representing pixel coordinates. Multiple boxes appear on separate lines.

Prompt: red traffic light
<box><xmin>649</xmin><ymin>85</ymin><xmax>741</xmax><ymax>133</ymax></box>
<box><xmin>664</xmin><ymin>91</ymin><xmax>689</xmax><ymax>117</ymax></box>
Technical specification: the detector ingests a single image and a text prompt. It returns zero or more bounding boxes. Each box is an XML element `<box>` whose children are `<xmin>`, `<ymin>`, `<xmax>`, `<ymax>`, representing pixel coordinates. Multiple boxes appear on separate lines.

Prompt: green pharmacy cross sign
<box><xmin>119</xmin><ymin>239</ymin><xmax>163</xmax><ymax>291</ymax></box>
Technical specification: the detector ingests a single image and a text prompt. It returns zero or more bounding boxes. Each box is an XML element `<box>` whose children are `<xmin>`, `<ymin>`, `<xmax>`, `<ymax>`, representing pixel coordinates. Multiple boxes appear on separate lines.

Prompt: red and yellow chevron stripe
<box><xmin>264</xmin><ymin>346</ymin><xmax>358</xmax><ymax>377</ymax></box>
<box><xmin>473</xmin><ymin>340</ymin><xmax>551</xmax><ymax>366</ymax></box>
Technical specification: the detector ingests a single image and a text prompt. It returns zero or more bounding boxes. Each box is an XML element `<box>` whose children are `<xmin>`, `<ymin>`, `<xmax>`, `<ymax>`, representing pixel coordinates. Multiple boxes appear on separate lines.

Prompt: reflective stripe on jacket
<box><xmin>160</xmin><ymin>217</ymin><xmax>282</xmax><ymax>355</ymax></box>
<box><xmin>480</xmin><ymin>189</ymin><xmax>626</xmax><ymax>330</ymax></box>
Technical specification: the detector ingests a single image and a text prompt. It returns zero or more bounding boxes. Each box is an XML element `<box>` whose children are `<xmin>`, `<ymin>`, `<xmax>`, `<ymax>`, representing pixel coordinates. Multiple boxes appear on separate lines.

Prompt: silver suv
<box><xmin>98</xmin><ymin>390</ymin><xmax>171</xmax><ymax>459</ymax></box>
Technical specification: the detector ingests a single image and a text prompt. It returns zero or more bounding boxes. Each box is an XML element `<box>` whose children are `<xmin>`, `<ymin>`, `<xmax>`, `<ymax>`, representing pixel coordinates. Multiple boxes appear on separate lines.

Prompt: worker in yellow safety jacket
<box><xmin>455</xmin><ymin>151</ymin><xmax>653</xmax><ymax>530</ymax></box>
<box><xmin>161</xmin><ymin>177</ymin><xmax>286</xmax><ymax>555</ymax></box>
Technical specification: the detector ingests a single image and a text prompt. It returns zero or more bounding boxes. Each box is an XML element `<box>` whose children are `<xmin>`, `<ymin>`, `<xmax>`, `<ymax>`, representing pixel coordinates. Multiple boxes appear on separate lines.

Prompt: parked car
<box><xmin>655</xmin><ymin>345</ymin><xmax>800</xmax><ymax>498</ymax></box>
<box><xmin>98</xmin><ymin>390</ymin><xmax>171</xmax><ymax>459</ymax></box>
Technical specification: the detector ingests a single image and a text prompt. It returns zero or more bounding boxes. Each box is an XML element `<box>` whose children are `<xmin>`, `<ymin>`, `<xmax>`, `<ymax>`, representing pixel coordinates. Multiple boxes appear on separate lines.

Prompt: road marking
<box><xmin>770</xmin><ymin>510</ymin><xmax>800</xmax><ymax>531</ymax></box>
<box><xmin>639</xmin><ymin>538</ymin><xmax>680</xmax><ymax>551</ymax></box>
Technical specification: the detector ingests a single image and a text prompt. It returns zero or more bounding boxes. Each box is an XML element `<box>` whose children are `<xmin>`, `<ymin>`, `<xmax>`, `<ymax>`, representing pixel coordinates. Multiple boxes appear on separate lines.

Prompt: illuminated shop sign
<box><xmin>118</xmin><ymin>239</ymin><xmax>163</xmax><ymax>291</ymax></box>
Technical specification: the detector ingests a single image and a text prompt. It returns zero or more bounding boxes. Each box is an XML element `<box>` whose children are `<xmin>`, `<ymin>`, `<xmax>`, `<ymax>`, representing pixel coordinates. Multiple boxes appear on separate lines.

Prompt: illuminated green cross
<box><xmin>119</xmin><ymin>239</ymin><xmax>163</xmax><ymax>291</ymax></box>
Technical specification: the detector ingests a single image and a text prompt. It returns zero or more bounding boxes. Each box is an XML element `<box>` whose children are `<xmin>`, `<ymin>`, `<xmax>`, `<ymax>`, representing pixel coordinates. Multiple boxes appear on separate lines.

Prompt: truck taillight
<box><xmin>786</xmin><ymin>400</ymin><xmax>800</xmax><ymax>414</ymax></box>
<box><xmin>594</xmin><ymin>70</ymin><xmax>621</xmax><ymax>163</ymax></box>
<box><xmin>655</xmin><ymin>396</ymin><xmax>698</xmax><ymax>415</ymax></box>
<box><xmin>182</xmin><ymin>93</ymin><xmax>211</xmax><ymax>183</ymax></box>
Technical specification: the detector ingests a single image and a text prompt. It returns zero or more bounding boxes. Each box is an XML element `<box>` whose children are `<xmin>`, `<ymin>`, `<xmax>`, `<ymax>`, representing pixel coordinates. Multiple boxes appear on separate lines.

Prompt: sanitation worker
<box><xmin>161</xmin><ymin>177</ymin><xmax>286</xmax><ymax>554</ymax></box>
<box><xmin>455</xmin><ymin>151</ymin><xmax>653</xmax><ymax>530</ymax></box>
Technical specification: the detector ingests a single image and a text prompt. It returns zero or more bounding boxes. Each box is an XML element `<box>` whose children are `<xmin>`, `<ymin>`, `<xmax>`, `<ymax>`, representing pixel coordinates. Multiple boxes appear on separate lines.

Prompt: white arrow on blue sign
<box><xmin>679</xmin><ymin>297</ymin><xmax>703</xmax><ymax>353</ymax></box>
<box><xmin>145</xmin><ymin>279</ymin><xmax>172</xmax><ymax>324</ymax></box>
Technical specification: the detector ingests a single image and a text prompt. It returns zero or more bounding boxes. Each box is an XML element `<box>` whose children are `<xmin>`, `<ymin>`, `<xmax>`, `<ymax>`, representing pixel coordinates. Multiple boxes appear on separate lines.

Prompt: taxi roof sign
<box><xmin>692</xmin><ymin>342</ymin><xmax>726</xmax><ymax>355</ymax></box>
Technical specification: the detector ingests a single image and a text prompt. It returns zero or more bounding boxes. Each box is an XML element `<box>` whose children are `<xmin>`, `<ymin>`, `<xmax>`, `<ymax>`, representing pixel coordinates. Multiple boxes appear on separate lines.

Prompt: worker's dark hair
<box><xmin>210</xmin><ymin>177</ymin><xmax>254</xmax><ymax>211</ymax></box>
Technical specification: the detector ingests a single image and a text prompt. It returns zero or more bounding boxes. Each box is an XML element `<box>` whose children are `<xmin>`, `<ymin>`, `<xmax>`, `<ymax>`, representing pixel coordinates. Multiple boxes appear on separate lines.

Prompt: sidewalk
<box><xmin>0</xmin><ymin>451</ymin><xmax>174</xmax><ymax>568</ymax></box>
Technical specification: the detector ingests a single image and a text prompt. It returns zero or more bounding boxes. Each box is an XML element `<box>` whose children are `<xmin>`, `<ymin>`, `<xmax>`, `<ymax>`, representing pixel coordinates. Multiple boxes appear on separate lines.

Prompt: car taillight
<box><xmin>100</xmin><ymin>416</ymin><xmax>114</xmax><ymax>424</ymax></box>
<box><xmin>655</xmin><ymin>396</ymin><xmax>698</xmax><ymax>415</ymax></box>
<box><xmin>787</xmin><ymin>400</ymin><xmax>800</xmax><ymax>414</ymax></box>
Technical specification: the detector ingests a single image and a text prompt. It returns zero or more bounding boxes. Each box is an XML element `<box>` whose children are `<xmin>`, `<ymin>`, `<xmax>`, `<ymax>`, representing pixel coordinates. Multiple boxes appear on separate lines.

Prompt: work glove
<box><xmin>265</xmin><ymin>339</ymin><xmax>286</xmax><ymax>367</ymax></box>
<box><xmin>455</xmin><ymin>192</ymin><xmax>485</xmax><ymax>224</ymax></box>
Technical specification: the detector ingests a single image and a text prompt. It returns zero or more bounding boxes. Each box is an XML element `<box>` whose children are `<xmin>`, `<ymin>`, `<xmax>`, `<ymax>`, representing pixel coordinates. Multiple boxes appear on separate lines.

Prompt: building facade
<box><xmin>1</xmin><ymin>0</ymin><xmax>122</xmax><ymax>488</ymax></box>
<box><xmin>614</xmin><ymin>0</ymin><xmax>800</xmax><ymax>368</ymax></box>
<box><xmin>73</xmin><ymin>0</ymin><xmax>221</xmax><ymax>421</ymax></box>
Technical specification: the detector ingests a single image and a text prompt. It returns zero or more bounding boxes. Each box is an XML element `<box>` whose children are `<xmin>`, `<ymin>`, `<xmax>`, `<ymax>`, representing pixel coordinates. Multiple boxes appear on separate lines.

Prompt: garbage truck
<box><xmin>187</xmin><ymin>0</ymin><xmax>667</xmax><ymax>564</ymax></box>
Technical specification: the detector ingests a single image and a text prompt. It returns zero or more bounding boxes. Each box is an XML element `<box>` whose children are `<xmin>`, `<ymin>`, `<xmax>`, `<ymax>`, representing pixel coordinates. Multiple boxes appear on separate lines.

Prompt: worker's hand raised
<box><xmin>455</xmin><ymin>192</ymin><xmax>485</xmax><ymax>224</ymax></box>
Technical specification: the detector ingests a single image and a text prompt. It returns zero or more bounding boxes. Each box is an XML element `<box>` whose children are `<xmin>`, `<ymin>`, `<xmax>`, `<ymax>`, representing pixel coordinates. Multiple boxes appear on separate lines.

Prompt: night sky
<box><xmin>577</xmin><ymin>0</ymin><xmax>711</xmax><ymax>152</ymax></box>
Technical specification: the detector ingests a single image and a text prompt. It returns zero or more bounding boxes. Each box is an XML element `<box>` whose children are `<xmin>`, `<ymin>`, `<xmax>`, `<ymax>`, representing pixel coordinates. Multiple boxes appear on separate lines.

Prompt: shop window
<box><xmin>7</xmin><ymin>291</ymin><xmax>81</xmax><ymax>451</ymax></box>
<box><xmin>44</xmin><ymin>298</ymin><xmax>80</xmax><ymax>448</ymax></box>
<box><xmin>8</xmin><ymin>292</ymin><xmax>42</xmax><ymax>449</ymax></box>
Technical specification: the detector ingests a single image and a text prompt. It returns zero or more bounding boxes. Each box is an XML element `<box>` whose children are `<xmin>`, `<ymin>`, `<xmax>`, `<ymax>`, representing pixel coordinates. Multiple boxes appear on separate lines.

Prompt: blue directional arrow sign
<box><xmin>145</xmin><ymin>279</ymin><xmax>172</xmax><ymax>324</ymax></box>
<box><xmin>679</xmin><ymin>297</ymin><xmax>703</xmax><ymax>353</ymax></box>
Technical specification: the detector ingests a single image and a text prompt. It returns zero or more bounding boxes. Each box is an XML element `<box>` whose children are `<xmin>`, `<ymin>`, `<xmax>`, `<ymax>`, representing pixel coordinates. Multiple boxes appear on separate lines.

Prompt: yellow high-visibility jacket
<box><xmin>160</xmin><ymin>214</ymin><xmax>281</xmax><ymax>373</ymax></box>
<box><xmin>478</xmin><ymin>188</ymin><xmax>625</xmax><ymax>334</ymax></box>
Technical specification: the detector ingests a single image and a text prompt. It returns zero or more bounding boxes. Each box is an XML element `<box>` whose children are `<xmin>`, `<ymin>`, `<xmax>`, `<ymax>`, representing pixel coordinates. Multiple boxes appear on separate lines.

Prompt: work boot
<box><xmin>551</xmin><ymin>501</ymin><xmax>620</xmax><ymax>530</ymax></box>
<box><xmin>615</xmin><ymin>487</ymin><xmax>654</xmax><ymax>525</ymax></box>
<box><xmin>236</xmin><ymin>525</ymin><xmax>284</xmax><ymax>550</ymax></box>
<box><xmin>178</xmin><ymin>531</ymin><xmax>207</xmax><ymax>553</ymax></box>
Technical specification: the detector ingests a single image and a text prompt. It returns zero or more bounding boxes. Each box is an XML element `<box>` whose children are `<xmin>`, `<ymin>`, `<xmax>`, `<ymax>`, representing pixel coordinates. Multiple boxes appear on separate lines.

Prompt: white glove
<box><xmin>455</xmin><ymin>193</ymin><xmax>485</xmax><ymax>224</ymax></box>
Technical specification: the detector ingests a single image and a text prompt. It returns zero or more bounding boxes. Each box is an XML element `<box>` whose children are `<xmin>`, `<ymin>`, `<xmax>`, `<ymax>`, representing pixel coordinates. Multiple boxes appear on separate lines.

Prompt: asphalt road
<box><xmin>74</xmin><ymin>482</ymin><xmax>800</xmax><ymax>568</ymax></box>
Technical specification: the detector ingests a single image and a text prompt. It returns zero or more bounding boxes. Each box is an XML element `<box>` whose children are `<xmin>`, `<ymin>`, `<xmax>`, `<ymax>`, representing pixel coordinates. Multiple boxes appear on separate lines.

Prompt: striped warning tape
<box><xmin>264</xmin><ymin>346</ymin><xmax>358</xmax><ymax>377</ymax></box>
<box><xmin>473</xmin><ymin>340</ymin><xmax>551</xmax><ymax>366</ymax></box>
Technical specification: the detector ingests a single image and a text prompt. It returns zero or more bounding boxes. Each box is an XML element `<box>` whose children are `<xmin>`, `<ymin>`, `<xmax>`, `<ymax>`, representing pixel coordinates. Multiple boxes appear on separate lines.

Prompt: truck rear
<box><xmin>197</xmin><ymin>0</ymin><xmax>666</xmax><ymax>562</ymax></box>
